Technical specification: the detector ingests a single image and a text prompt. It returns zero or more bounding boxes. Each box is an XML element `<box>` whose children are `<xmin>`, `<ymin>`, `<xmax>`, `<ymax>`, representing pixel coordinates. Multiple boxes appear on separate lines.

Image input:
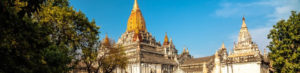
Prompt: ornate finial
<box><xmin>242</xmin><ymin>16</ymin><xmax>247</xmax><ymax>28</ymax></box>
<box><xmin>163</xmin><ymin>32</ymin><xmax>169</xmax><ymax>45</ymax></box>
<box><xmin>186</xmin><ymin>48</ymin><xmax>189</xmax><ymax>53</ymax></box>
<box><xmin>183</xmin><ymin>47</ymin><xmax>186</xmax><ymax>53</ymax></box>
<box><xmin>133</xmin><ymin>0</ymin><xmax>139</xmax><ymax>10</ymax></box>
<box><xmin>215</xmin><ymin>50</ymin><xmax>219</xmax><ymax>56</ymax></box>
<box><xmin>221</xmin><ymin>42</ymin><xmax>225</xmax><ymax>49</ymax></box>
<box><xmin>104</xmin><ymin>34</ymin><xmax>109</xmax><ymax>42</ymax></box>
<box><xmin>103</xmin><ymin>34</ymin><xmax>110</xmax><ymax>46</ymax></box>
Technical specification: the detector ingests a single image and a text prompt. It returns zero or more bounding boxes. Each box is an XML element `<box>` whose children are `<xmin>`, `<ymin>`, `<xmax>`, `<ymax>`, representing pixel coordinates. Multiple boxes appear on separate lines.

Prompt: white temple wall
<box><xmin>139</xmin><ymin>63</ymin><xmax>164</xmax><ymax>73</ymax></box>
<box><xmin>114</xmin><ymin>67</ymin><xmax>126</xmax><ymax>73</ymax></box>
<box><xmin>221</xmin><ymin>64</ymin><xmax>232</xmax><ymax>73</ymax></box>
<box><xmin>134</xmin><ymin>63</ymin><xmax>141</xmax><ymax>73</ymax></box>
<box><xmin>156</xmin><ymin>64</ymin><xmax>162</xmax><ymax>73</ymax></box>
<box><xmin>231</xmin><ymin>62</ymin><xmax>261</xmax><ymax>73</ymax></box>
<box><xmin>123</xmin><ymin>63</ymin><xmax>140</xmax><ymax>73</ymax></box>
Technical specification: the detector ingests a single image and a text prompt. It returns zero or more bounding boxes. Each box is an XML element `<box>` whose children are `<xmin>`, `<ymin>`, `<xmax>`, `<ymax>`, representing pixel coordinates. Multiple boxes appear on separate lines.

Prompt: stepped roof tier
<box><xmin>228</xmin><ymin>17</ymin><xmax>262</xmax><ymax>63</ymax></box>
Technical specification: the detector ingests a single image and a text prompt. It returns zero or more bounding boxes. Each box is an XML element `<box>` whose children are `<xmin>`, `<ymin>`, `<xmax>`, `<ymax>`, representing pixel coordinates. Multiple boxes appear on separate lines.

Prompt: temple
<box><xmin>177</xmin><ymin>17</ymin><xmax>270</xmax><ymax>73</ymax></box>
<box><xmin>115</xmin><ymin>0</ymin><xmax>271</xmax><ymax>73</ymax></box>
<box><xmin>74</xmin><ymin>0</ymin><xmax>271</xmax><ymax>73</ymax></box>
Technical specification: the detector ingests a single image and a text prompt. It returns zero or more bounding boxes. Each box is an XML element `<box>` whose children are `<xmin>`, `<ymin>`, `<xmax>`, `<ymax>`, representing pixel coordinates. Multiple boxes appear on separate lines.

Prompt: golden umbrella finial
<box><xmin>133</xmin><ymin>0</ymin><xmax>139</xmax><ymax>10</ymax></box>
<box><xmin>242</xmin><ymin>16</ymin><xmax>247</xmax><ymax>28</ymax></box>
<box><xmin>221</xmin><ymin>42</ymin><xmax>225</xmax><ymax>49</ymax></box>
<box><xmin>103</xmin><ymin>33</ymin><xmax>111</xmax><ymax>47</ymax></box>
<box><xmin>163</xmin><ymin>32</ymin><xmax>169</xmax><ymax>45</ymax></box>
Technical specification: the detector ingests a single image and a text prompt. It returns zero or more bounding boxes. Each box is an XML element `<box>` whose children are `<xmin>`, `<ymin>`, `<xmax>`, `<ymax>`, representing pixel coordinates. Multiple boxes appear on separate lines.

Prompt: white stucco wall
<box><xmin>221</xmin><ymin>64</ymin><xmax>232</xmax><ymax>73</ymax></box>
<box><xmin>221</xmin><ymin>62</ymin><xmax>261</xmax><ymax>73</ymax></box>
<box><xmin>129</xmin><ymin>63</ymin><xmax>140</xmax><ymax>73</ymax></box>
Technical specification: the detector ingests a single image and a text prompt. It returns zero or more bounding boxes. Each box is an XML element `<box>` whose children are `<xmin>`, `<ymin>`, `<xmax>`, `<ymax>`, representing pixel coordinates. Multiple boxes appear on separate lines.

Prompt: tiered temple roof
<box><xmin>227</xmin><ymin>17</ymin><xmax>262</xmax><ymax>63</ymax></box>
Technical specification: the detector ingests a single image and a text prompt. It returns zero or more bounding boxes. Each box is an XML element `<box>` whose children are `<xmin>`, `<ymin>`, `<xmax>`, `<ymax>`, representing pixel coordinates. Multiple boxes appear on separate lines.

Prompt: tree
<box><xmin>102</xmin><ymin>45</ymin><xmax>127</xmax><ymax>73</ymax></box>
<box><xmin>79</xmin><ymin>34</ymin><xmax>128</xmax><ymax>73</ymax></box>
<box><xmin>0</xmin><ymin>0</ymin><xmax>51</xmax><ymax>72</ymax></box>
<box><xmin>80</xmin><ymin>35</ymin><xmax>99</xmax><ymax>73</ymax></box>
<box><xmin>268</xmin><ymin>11</ymin><xmax>300</xmax><ymax>73</ymax></box>
<box><xmin>0</xmin><ymin>0</ymin><xmax>100</xmax><ymax>72</ymax></box>
<box><xmin>101</xmin><ymin>38</ymin><xmax>128</xmax><ymax>73</ymax></box>
<box><xmin>32</xmin><ymin>0</ymin><xmax>100</xmax><ymax>72</ymax></box>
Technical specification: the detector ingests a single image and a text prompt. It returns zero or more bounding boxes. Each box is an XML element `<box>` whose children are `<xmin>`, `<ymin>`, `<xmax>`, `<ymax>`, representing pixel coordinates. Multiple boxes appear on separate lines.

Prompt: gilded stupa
<box><xmin>126</xmin><ymin>0</ymin><xmax>147</xmax><ymax>33</ymax></box>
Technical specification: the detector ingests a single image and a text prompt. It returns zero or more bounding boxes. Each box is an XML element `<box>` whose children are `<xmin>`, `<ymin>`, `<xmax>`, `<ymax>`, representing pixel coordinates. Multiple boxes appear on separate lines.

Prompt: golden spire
<box><xmin>133</xmin><ymin>0</ymin><xmax>139</xmax><ymax>10</ymax></box>
<box><xmin>183</xmin><ymin>47</ymin><xmax>186</xmax><ymax>53</ymax></box>
<box><xmin>126</xmin><ymin>0</ymin><xmax>147</xmax><ymax>32</ymax></box>
<box><xmin>186</xmin><ymin>48</ymin><xmax>189</xmax><ymax>53</ymax></box>
<box><xmin>163</xmin><ymin>32</ymin><xmax>169</xmax><ymax>45</ymax></box>
<box><xmin>238</xmin><ymin>16</ymin><xmax>252</xmax><ymax>43</ymax></box>
<box><xmin>215</xmin><ymin>50</ymin><xmax>219</xmax><ymax>58</ymax></box>
<box><xmin>221</xmin><ymin>42</ymin><xmax>225</xmax><ymax>49</ymax></box>
<box><xmin>104</xmin><ymin>34</ymin><xmax>109</xmax><ymax>43</ymax></box>
<box><xmin>242</xmin><ymin>16</ymin><xmax>247</xmax><ymax>28</ymax></box>
<box><xmin>103</xmin><ymin>34</ymin><xmax>110</xmax><ymax>46</ymax></box>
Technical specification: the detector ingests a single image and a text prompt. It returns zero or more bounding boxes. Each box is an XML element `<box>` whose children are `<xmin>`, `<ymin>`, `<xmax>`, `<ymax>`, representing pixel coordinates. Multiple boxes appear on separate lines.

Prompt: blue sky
<box><xmin>70</xmin><ymin>0</ymin><xmax>300</xmax><ymax>57</ymax></box>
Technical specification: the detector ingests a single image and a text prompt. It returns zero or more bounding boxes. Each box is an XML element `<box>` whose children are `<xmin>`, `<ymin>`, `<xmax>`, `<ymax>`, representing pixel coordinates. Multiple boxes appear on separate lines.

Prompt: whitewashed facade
<box><xmin>180</xmin><ymin>17</ymin><xmax>270</xmax><ymax>73</ymax></box>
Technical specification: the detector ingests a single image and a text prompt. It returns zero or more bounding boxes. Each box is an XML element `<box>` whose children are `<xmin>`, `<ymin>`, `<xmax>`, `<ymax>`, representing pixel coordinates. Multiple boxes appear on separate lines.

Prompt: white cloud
<box><xmin>216</xmin><ymin>0</ymin><xmax>300</xmax><ymax>18</ymax></box>
<box><xmin>215</xmin><ymin>3</ymin><xmax>239</xmax><ymax>17</ymax></box>
<box><xmin>266</xmin><ymin>0</ymin><xmax>300</xmax><ymax>25</ymax></box>
<box><xmin>249</xmin><ymin>27</ymin><xmax>272</xmax><ymax>49</ymax></box>
<box><xmin>217</xmin><ymin>0</ymin><xmax>300</xmax><ymax>51</ymax></box>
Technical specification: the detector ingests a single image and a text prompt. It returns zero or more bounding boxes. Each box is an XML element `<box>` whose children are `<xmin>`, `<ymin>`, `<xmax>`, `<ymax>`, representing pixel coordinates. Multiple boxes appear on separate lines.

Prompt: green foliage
<box><xmin>268</xmin><ymin>11</ymin><xmax>300</xmax><ymax>73</ymax></box>
<box><xmin>0</xmin><ymin>0</ymin><xmax>50</xmax><ymax>72</ymax></box>
<box><xmin>82</xmin><ymin>36</ymin><xmax>128</xmax><ymax>73</ymax></box>
<box><xmin>0</xmin><ymin>0</ymin><xmax>100</xmax><ymax>73</ymax></box>
<box><xmin>101</xmin><ymin>42</ymin><xmax>128</xmax><ymax>73</ymax></box>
